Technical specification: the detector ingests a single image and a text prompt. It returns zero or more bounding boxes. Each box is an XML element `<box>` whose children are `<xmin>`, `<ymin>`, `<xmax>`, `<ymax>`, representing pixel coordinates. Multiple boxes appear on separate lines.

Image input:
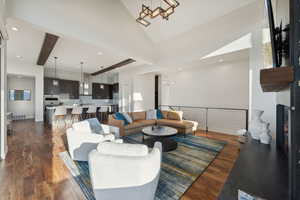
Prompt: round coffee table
<box><xmin>142</xmin><ymin>126</ymin><xmax>178</xmax><ymax>152</ymax></box>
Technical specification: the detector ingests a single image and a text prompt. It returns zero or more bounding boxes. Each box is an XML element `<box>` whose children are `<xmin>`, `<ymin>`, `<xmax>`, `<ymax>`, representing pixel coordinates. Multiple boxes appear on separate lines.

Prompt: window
<box><xmin>9</xmin><ymin>89</ymin><xmax>31</xmax><ymax>101</ymax></box>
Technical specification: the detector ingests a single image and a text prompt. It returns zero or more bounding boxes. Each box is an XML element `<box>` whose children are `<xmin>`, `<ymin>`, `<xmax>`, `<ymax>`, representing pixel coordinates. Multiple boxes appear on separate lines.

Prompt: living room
<box><xmin>0</xmin><ymin>0</ymin><xmax>299</xmax><ymax>200</ymax></box>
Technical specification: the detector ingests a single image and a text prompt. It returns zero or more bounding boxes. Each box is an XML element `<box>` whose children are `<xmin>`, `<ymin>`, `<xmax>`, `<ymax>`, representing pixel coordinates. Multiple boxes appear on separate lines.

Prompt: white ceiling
<box><xmin>121</xmin><ymin>0</ymin><xmax>258</xmax><ymax>43</ymax></box>
<box><xmin>6</xmin><ymin>18</ymin><xmax>137</xmax><ymax>73</ymax></box>
<box><xmin>5</xmin><ymin>0</ymin><xmax>263</xmax><ymax>74</ymax></box>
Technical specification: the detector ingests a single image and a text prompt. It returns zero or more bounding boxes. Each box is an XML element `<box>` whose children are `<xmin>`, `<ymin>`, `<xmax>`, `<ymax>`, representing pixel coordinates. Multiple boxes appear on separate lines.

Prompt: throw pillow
<box><xmin>114</xmin><ymin>112</ymin><xmax>129</xmax><ymax>125</ymax></box>
<box><xmin>168</xmin><ymin>111</ymin><xmax>183</xmax><ymax>121</ymax></box>
<box><xmin>123</xmin><ymin>113</ymin><xmax>133</xmax><ymax>124</ymax></box>
<box><xmin>86</xmin><ymin>118</ymin><xmax>104</xmax><ymax>134</ymax></box>
<box><xmin>146</xmin><ymin>110</ymin><xmax>157</xmax><ymax>120</ymax></box>
<box><xmin>156</xmin><ymin>109</ymin><xmax>164</xmax><ymax>119</ymax></box>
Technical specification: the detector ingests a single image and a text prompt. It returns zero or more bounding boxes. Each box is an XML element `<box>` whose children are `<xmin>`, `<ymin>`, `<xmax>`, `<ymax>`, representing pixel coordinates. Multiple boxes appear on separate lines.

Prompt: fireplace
<box><xmin>276</xmin><ymin>104</ymin><xmax>290</xmax><ymax>155</ymax></box>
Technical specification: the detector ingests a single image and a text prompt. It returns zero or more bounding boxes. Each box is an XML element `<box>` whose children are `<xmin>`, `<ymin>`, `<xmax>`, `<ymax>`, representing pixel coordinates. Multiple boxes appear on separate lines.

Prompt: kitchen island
<box><xmin>45</xmin><ymin>104</ymin><xmax>118</xmax><ymax>125</ymax></box>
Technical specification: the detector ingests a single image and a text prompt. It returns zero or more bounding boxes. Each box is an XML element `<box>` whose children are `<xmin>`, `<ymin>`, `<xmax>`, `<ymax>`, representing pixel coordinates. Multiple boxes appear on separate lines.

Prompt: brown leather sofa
<box><xmin>108</xmin><ymin>110</ymin><xmax>198</xmax><ymax>137</ymax></box>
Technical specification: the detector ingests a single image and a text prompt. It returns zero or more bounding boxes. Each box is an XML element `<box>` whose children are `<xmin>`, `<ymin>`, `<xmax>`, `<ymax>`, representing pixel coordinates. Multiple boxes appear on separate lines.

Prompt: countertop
<box><xmin>46</xmin><ymin>104</ymin><xmax>118</xmax><ymax>110</ymax></box>
<box><xmin>218</xmin><ymin>138</ymin><xmax>289</xmax><ymax>200</ymax></box>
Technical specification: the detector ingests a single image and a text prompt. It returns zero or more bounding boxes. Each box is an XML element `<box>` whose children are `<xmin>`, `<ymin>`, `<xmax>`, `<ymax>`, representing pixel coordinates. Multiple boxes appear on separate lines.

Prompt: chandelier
<box><xmin>136</xmin><ymin>0</ymin><xmax>180</xmax><ymax>27</ymax></box>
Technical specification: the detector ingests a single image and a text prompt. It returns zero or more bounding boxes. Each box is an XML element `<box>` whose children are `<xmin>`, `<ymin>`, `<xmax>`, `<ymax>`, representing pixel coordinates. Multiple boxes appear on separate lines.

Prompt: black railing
<box><xmin>159</xmin><ymin>105</ymin><xmax>248</xmax><ymax>133</ymax></box>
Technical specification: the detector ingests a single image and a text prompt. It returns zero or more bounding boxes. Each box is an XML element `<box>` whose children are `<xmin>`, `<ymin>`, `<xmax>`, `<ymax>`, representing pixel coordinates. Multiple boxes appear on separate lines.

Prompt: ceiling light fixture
<box><xmin>11</xmin><ymin>27</ymin><xmax>19</xmax><ymax>31</ymax></box>
<box><xmin>53</xmin><ymin>57</ymin><xmax>59</xmax><ymax>86</ymax></box>
<box><xmin>16</xmin><ymin>55</ymin><xmax>22</xmax><ymax>59</ymax></box>
<box><xmin>97</xmin><ymin>52</ymin><xmax>103</xmax><ymax>55</ymax></box>
<box><xmin>80</xmin><ymin>62</ymin><xmax>89</xmax><ymax>94</ymax></box>
<box><xmin>136</xmin><ymin>0</ymin><xmax>180</xmax><ymax>27</ymax></box>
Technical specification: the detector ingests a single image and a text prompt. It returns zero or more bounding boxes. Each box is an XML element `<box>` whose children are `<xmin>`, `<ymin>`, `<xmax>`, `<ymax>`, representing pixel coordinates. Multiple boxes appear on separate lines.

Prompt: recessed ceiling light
<box><xmin>97</xmin><ymin>52</ymin><xmax>103</xmax><ymax>55</ymax></box>
<box><xmin>16</xmin><ymin>55</ymin><xmax>22</xmax><ymax>59</ymax></box>
<box><xmin>11</xmin><ymin>27</ymin><xmax>19</xmax><ymax>31</ymax></box>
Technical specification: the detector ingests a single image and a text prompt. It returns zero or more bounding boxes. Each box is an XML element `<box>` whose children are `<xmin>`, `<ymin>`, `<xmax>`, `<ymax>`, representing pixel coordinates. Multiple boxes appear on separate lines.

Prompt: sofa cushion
<box><xmin>146</xmin><ymin>110</ymin><xmax>157</xmax><ymax>120</ymax></box>
<box><xmin>131</xmin><ymin>111</ymin><xmax>146</xmax><ymax>121</ymax></box>
<box><xmin>167</xmin><ymin>111</ymin><xmax>183</xmax><ymax>121</ymax></box>
<box><xmin>157</xmin><ymin>119</ymin><xmax>193</xmax><ymax>129</ymax></box>
<box><xmin>161</xmin><ymin>111</ymin><xmax>169</xmax><ymax>119</ymax></box>
<box><xmin>125</xmin><ymin>120</ymin><xmax>156</xmax><ymax>130</ymax></box>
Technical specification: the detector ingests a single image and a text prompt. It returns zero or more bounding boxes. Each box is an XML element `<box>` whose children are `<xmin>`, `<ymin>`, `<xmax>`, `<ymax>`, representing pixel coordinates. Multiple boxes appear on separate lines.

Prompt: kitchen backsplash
<box><xmin>60</xmin><ymin>95</ymin><xmax>118</xmax><ymax>105</ymax></box>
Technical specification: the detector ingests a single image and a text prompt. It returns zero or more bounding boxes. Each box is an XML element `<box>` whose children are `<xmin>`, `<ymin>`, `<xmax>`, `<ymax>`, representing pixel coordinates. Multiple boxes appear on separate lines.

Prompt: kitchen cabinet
<box><xmin>44</xmin><ymin>77</ymin><xmax>79</xmax><ymax>99</ymax></box>
<box><xmin>92</xmin><ymin>83</ymin><xmax>112</xmax><ymax>99</ymax></box>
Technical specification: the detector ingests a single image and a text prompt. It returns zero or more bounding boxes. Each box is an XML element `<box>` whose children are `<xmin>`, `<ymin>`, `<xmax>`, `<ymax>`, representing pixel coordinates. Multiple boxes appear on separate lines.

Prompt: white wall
<box><xmin>161</xmin><ymin>61</ymin><xmax>249</xmax><ymax>108</ymax></box>
<box><xmin>160</xmin><ymin>59</ymin><xmax>249</xmax><ymax>134</ymax></box>
<box><xmin>7</xmin><ymin>76</ymin><xmax>35</xmax><ymax>119</ymax></box>
<box><xmin>7</xmin><ymin>60</ymin><xmax>44</xmax><ymax>122</ymax></box>
<box><xmin>118</xmin><ymin>67</ymin><xmax>156</xmax><ymax>112</ymax></box>
<box><xmin>0</xmin><ymin>39</ymin><xmax>7</xmax><ymax>159</ymax></box>
<box><xmin>132</xmin><ymin>74</ymin><xmax>155</xmax><ymax>111</ymax></box>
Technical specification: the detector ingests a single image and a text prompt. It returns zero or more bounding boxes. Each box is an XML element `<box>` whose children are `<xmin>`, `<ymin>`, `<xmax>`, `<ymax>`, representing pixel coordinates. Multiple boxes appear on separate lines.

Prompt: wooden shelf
<box><xmin>260</xmin><ymin>66</ymin><xmax>294</xmax><ymax>92</ymax></box>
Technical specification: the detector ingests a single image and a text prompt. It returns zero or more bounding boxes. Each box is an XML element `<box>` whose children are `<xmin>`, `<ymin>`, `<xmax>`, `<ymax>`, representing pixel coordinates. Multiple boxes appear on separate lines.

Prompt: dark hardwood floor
<box><xmin>0</xmin><ymin>120</ymin><xmax>240</xmax><ymax>200</ymax></box>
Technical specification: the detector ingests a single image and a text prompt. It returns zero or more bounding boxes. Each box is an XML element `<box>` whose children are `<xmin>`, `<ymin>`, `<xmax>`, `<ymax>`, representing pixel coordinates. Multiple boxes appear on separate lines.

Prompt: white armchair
<box><xmin>88</xmin><ymin>142</ymin><xmax>162</xmax><ymax>200</ymax></box>
<box><xmin>66</xmin><ymin>120</ymin><xmax>120</xmax><ymax>161</ymax></box>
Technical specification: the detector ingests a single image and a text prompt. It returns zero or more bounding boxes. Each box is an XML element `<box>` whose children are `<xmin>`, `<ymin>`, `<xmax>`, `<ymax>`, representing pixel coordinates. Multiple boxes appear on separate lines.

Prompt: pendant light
<box><xmin>80</xmin><ymin>62</ymin><xmax>89</xmax><ymax>95</ymax></box>
<box><xmin>53</xmin><ymin>57</ymin><xmax>59</xmax><ymax>86</ymax></box>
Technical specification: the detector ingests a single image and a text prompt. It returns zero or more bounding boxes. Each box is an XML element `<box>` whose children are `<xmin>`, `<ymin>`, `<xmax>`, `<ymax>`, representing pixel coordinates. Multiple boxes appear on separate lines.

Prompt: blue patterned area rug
<box><xmin>59</xmin><ymin>133</ymin><xmax>226</xmax><ymax>200</ymax></box>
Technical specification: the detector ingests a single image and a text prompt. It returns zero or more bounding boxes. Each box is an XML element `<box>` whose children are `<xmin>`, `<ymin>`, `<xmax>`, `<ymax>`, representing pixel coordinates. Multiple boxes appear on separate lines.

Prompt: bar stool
<box><xmin>86</xmin><ymin>105</ymin><xmax>97</xmax><ymax>119</ymax></box>
<box><xmin>71</xmin><ymin>106</ymin><xmax>83</xmax><ymax>124</ymax></box>
<box><xmin>54</xmin><ymin>106</ymin><xmax>67</xmax><ymax>128</ymax></box>
<box><xmin>99</xmin><ymin>106</ymin><xmax>109</xmax><ymax>122</ymax></box>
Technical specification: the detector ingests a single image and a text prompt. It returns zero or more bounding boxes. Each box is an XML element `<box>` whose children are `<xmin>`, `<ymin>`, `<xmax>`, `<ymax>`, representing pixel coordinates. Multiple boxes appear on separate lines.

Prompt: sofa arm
<box><xmin>67</xmin><ymin>129</ymin><xmax>110</xmax><ymax>161</ymax></box>
<box><xmin>108</xmin><ymin>115</ymin><xmax>125</xmax><ymax>136</ymax></box>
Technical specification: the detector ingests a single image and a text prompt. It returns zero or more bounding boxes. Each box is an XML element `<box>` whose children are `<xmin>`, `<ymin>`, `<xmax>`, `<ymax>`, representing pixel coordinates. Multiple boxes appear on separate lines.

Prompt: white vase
<box><xmin>249</xmin><ymin>110</ymin><xmax>266</xmax><ymax>140</ymax></box>
<box><xmin>260</xmin><ymin>123</ymin><xmax>272</xmax><ymax>144</ymax></box>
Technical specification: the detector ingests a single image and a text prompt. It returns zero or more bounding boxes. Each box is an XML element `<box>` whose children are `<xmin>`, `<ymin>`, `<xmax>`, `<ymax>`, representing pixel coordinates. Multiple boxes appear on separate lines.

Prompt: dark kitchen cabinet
<box><xmin>92</xmin><ymin>83</ymin><xmax>112</xmax><ymax>99</ymax></box>
<box><xmin>112</xmin><ymin>83</ymin><xmax>119</xmax><ymax>93</ymax></box>
<box><xmin>44</xmin><ymin>77</ymin><xmax>60</xmax><ymax>95</ymax></box>
<box><xmin>44</xmin><ymin>77</ymin><xmax>79</xmax><ymax>99</ymax></box>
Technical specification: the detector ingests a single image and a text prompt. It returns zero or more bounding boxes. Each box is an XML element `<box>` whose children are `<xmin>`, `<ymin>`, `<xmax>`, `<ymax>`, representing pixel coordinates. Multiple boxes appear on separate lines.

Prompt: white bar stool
<box><xmin>86</xmin><ymin>105</ymin><xmax>97</xmax><ymax>119</ymax></box>
<box><xmin>99</xmin><ymin>106</ymin><xmax>109</xmax><ymax>122</ymax></box>
<box><xmin>71</xmin><ymin>106</ymin><xmax>83</xmax><ymax>124</ymax></box>
<box><xmin>54</xmin><ymin>106</ymin><xmax>67</xmax><ymax>128</ymax></box>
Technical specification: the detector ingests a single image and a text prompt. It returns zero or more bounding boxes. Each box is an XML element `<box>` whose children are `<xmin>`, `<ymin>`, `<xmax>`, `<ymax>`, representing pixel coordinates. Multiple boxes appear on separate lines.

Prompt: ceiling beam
<box><xmin>37</xmin><ymin>33</ymin><xmax>59</xmax><ymax>66</ymax></box>
<box><xmin>91</xmin><ymin>58</ymin><xmax>136</xmax><ymax>76</ymax></box>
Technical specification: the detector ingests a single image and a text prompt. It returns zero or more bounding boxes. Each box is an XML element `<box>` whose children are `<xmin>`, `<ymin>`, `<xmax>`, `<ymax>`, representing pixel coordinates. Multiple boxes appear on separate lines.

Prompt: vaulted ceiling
<box><xmin>5</xmin><ymin>0</ymin><xmax>264</xmax><ymax>73</ymax></box>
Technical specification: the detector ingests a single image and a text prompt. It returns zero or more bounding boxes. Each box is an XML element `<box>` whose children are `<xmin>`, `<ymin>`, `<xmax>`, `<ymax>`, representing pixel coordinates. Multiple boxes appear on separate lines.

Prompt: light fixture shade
<box><xmin>151</xmin><ymin>7</ymin><xmax>163</xmax><ymax>18</ymax></box>
<box><xmin>100</xmin><ymin>84</ymin><xmax>104</xmax><ymax>89</ymax></box>
<box><xmin>53</xmin><ymin>79</ymin><xmax>59</xmax><ymax>86</ymax></box>
<box><xmin>84</xmin><ymin>83</ymin><xmax>89</xmax><ymax>89</ymax></box>
<box><xmin>136</xmin><ymin>17</ymin><xmax>150</xmax><ymax>27</ymax></box>
<box><xmin>163</xmin><ymin>0</ymin><xmax>180</xmax><ymax>7</ymax></box>
<box><xmin>136</xmin><ymin>0</ymin><xmax>179</xmax><ymax>27</ymax></box>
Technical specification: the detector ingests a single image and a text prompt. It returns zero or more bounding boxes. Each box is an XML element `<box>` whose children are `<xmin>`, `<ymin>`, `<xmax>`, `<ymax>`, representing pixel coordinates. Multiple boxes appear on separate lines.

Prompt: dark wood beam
<box><xmin>91</xmin><ymin>58</ymin><xmax>136</xmax><ymax>76</ymax></box>
<box><xmin>37</xmin><ymin>33</ymin><xmax>59</xmax><ymax>66</ymax></box>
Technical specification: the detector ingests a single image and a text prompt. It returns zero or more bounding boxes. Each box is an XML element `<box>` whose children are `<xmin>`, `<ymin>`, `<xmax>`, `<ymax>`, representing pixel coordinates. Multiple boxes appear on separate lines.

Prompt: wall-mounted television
<box><xmin>265</xmin><ymin>0</ymin><xmax>289</xmax><ymax>68</ymax></box>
